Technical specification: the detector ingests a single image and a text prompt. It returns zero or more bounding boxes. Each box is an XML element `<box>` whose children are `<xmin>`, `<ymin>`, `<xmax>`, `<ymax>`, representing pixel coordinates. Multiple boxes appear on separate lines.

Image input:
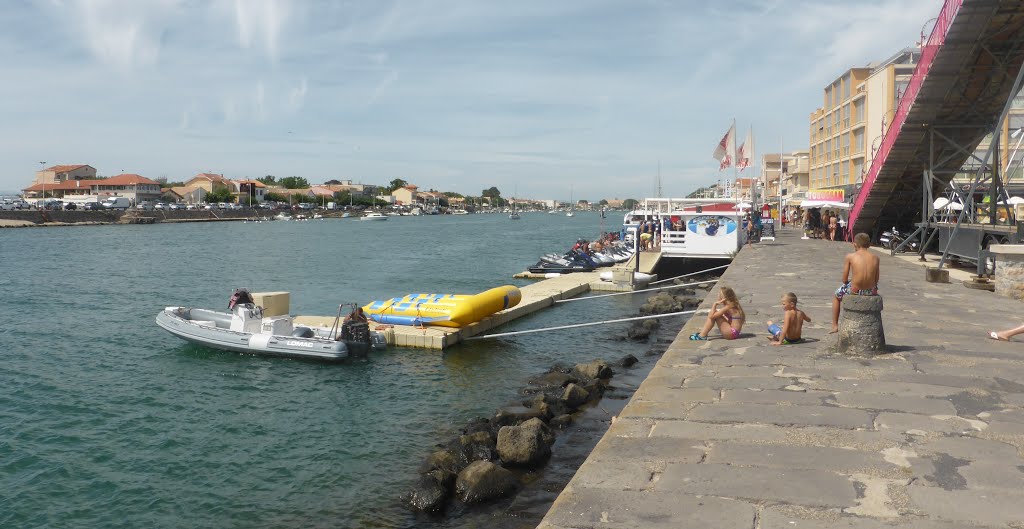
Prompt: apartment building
<box><xmin>760</xmin><ymin>151</ymin><xmax>810</xmax><ymax>205</ymax></box>
<box><xmin>34</xmin><ymin>164</ymin><xmax>97</xmax><ymax>185</ymax></box>
<box><xmin>809</xmin><ymin>48</ymin><xmax>919</xmax><ymax>193</ymax></box>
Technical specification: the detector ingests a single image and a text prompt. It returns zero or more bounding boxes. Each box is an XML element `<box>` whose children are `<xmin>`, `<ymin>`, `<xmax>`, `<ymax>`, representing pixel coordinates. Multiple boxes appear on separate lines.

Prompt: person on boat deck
<box><xmin>346</xmin><ymin>307</ymin><xmax>368</xmax><ymax>323</ymax></box>
<box><xmin>690</xmin><ymin>286</ymin><xmax>745</xmax><ymax>340</ymax></box>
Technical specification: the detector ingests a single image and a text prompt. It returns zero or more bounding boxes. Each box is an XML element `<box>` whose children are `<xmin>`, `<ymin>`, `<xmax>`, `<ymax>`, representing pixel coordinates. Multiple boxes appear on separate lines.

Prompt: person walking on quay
<box><xmin>690</xmin><ymin>286</ymin><xmax>745</xmax><ymax>340</ymax></box>
<box><xmin>767</xmin><ymin>292</ymin><xmax>811</xmax><ymax>345</ymax></box>
<box><xmin>745</xmin><ymin>214</ymin><xmax>755</xmax><ymax>247</ymax></box>
<box><xmin>831</xmin><ymin>233</ymin><xmax>880</xmax><ymax>333</ymax></box>
<box><xmin>989</xmin><ymin>324</ymin><xmax>1024</xmax><ymax>341</ymax></box>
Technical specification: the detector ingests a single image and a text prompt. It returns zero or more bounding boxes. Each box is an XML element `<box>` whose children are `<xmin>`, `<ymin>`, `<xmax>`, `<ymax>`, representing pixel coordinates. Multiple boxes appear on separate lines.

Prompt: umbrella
<box><xmin>1007</xmin><ymin>196</ymin><xmax>1024</xmax><ymax>205</ymax></box>
<box><xmin>734</xmin><ymin>203</ymin><xmax>752</xmax><ymax>210</ymax></box>
<box><xmin>933</xmin><ymin>197</ymin><xmax>963</xmax><ymax>211</ymax></box>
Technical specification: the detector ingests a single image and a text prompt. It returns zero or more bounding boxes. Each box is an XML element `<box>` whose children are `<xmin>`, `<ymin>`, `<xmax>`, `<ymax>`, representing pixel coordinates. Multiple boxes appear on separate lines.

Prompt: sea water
<box><xmin>0</xmin><ymin>212</ymin><xmax>657</xmax><ymax>528</ymax></box>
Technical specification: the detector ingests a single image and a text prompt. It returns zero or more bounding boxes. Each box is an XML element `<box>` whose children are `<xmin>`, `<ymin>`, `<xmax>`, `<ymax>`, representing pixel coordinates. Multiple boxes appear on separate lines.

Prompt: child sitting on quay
<box><xmin>690</xmin><ymin>286</ymin><xmax>745</xmax><ymax>341</ymax></box>
<box><xmin>767</xmin><ymin>292</ymin><xmax>811</xmax><ymax>345</ymax></box>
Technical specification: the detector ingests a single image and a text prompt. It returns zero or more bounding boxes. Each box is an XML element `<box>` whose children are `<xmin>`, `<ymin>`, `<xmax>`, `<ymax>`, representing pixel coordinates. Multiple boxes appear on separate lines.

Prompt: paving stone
<box><xmin>688</xmin><ymin>403</ymin><xmax>873</xmax><ymax>429</ymax></box>
<box><xmin>567</xmin><ymin>458</ymin><xmax>660</xmax><ymax>491</ymax></box>
<box><xmin>603</xmin><ymin>416</ymin><xmax>654</xmax><ymax>438</ymax></box>
<box><xmin>759</xmin><ymin>505</ymin><xmax>1002</xmax><ymax>529</ymax></box>
<box><xmin>874</xmin><ymin>412</ymin><xmax>984</xmax><ymax>435</ymax></box>
<box><xmin>656</xmin><ymin>463</ymin><xmax>858</xmax><ymax>508</ymax></box>
<box><xmin>722</xmin><ymin>389</ymin><xmax>831</xmax><ymax>406</ymax></box>
<box><xmin>631</xmin><ymin>386</ymin><xmax>719</xmax><ymax>403</ymax></box>
<box><xmin>616</xmin><ymin>400</ymin><xmax>693</xmax><ymax>420</ymax></box>
<box><xmin>650</xmin><ymin>421</ymin><xmax>790</xmax><ymax>442</ymax></box>
<box><xmin>539</xmin><ymin>488</ymin><xmax>756</xmax><ymax>529</ymax></box>
<box><xmin>705</xmin><ymin>442</ymin><xmax>900</xmax><ymax>475</ymax></box>
<box><xmin>958</xmin><ymin>461</ymin><xmax>1024</xmax><ymax>491</ymax></box>
<box><xmin>810</xmin><ymin>379</ymin><xmax>964</xmax><ymax>397</ymax></box>
<box><xmin>907</xmin><ymin>485</ymin><xmax>1024</xmax><ymax>526</ymax></box>
<box><xmin>587</xmin><ymin>435</ymin><xmax>706</xmax><ymax>464</ymax></box>
<box><xmin>833</xmin><ymin>393</ymin><xmax>957</xmax><ymax>415</ymax></box>
<box><xmin>916</xmin><ymin>435</ymin><xmax>1021</xmax><ymax>462</ymax></box>
<box><xmin>985</xmin><ymin>419</ymin><xmax>1024</xmax><ymax>436</ymax></box>
<box><xmin>682</xmin><ymin>375</ymin><xmax>795</xmax><ymax>389</ymax></box>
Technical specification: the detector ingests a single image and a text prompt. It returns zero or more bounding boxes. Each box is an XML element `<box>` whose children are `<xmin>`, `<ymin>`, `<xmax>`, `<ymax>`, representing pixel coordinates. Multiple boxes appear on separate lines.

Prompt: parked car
<box><xmin>101</xmin><ymin>197</ymin><xmax>131</xmax><ymax>210</ymax></box>
<box><xmin>82</xmin><ymin>202</ymin><xmax>102</xmax><ymax>211</ymax></box>
<box><xmin>168</xmin><ymin>203</ymin><xmax>184</xmax><ymax>210</ymax></box>
<box><xmin>64</xmin><ymin>202</ymin><xmax>78</xmax><ymax>210</ymax></box>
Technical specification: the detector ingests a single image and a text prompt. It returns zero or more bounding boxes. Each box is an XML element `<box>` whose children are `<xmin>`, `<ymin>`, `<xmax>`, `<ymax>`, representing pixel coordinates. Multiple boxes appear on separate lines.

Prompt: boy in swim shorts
<box><xmin>831</xmin><ymin>232</ymin><xmax>880</xmax><ymax>333</ymax></box>
<box><xmin>767</xmin><ymin>292</ymin><xmax>811</xmax><ymax>345</ymax></box>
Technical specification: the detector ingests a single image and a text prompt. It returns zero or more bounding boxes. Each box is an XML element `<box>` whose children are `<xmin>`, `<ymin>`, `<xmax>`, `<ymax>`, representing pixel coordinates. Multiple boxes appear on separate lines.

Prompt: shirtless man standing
<box><xmin>830</xmin><ymin>232</ymin><xmax>880</xmax><ymax>333</ymax></box>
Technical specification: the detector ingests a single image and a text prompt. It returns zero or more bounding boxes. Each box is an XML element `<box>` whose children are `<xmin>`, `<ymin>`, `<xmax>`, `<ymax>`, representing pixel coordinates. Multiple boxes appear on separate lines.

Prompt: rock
<box><xmin>460</xmin><ymin>417</ymin><xmax>493</xmax><ymax>436</ymax></box>
<box><xmin>493</xmin><ymin>405</ymin><xmax>547</xmax><ymax>428</ymax></box>
<box><xmin>617</xmin><ymin>354</ymin><xmax>639</xmax><ymax>368</ymax></box>
<box><xmin>403</xmin><ymin>470</ymin><xmax>454</xmax><ymax>513</ymax></box>
<box><xmin>523</xmin><ymin>393</ymin><xmax>567</xmax><ymax>419</ymax></box>
<box><xmin>561</xmin><ymin>383</ymin><xmax>590</xmax><ymax>409</ymax></box>
<box><xmin>549</xmin><ymin>414</ymin><xmax>574</xmax><ymax>429</ymax></box>
<box><xmin>455</xmin><ymin>460</ymin><xmax>519</xmax><ymax>503</ymax></box>
<box><xmin>642</xmin><ymin>319</ymin><xmax>660</xmax><ymax>330</ymax></box>
<box><xmin>574</xmin><ymin>360</ymin><xmax>613</xmax><ymax>380</ymax></box>
<box><xmin>626</xmin><ymin>324</ymin><xmax>652</xmax><ymax>341</ymax></box>
<box><xmin>425</xmin><ymin>448</ymin><xmax>463</xmax><ymax>474</ymax></box>
<box><xmin>527</xmin><ymin>371</ymin><xmax>578</xmax><ymax>389</ymax></box>
<box><xmin>451</xmin><ymin>430</ymin><xmax>496</xmax><ymax>463</ymax></box>
<box><xmin>497</xmin><ymin>417</ymin><xmax>555</xmax><ymax>466</ymax></box>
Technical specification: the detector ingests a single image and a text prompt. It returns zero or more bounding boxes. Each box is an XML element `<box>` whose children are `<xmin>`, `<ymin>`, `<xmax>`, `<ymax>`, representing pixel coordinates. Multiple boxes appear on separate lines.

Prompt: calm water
<box><xmin>0</xmin><ymin>212</ymin><xmax>656</xmax><ymax>529</ymax></box>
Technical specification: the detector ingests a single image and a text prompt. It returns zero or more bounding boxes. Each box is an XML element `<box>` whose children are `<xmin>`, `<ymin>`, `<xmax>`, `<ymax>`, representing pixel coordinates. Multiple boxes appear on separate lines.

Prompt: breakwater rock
<box><xmin>402</xmin><ymin>359</ymin><xmax>614</xmax><ymax>514</ymax></box>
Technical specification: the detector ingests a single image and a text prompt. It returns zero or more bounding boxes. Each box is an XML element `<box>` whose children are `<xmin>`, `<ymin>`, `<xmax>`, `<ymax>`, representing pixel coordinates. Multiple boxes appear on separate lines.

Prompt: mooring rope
<box><xmin>649</xmin><ymin>263</ymin><xmax>731</xmax><ymax>285</ymax></box>
<box><xmin>553</xmin><ymin>279</ymin><xmax>718</xmax><ymax>303</ymax></box>
<box><xmin>465</xmin><ymin>310</ymin><xmax>696</xmax><ymax>340</ymax></box>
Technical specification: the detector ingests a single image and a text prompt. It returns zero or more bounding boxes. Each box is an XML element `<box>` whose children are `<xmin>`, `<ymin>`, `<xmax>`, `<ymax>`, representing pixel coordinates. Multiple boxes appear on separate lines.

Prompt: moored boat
<box><xmin>361</xmin><ymin>212</ymin><xmax>388</xmax><ymax>221</ymax></box>
<box><xmin>156</xmin><ymin>291</ymin><xmax>386</xmax><ymax>362</ymax></box>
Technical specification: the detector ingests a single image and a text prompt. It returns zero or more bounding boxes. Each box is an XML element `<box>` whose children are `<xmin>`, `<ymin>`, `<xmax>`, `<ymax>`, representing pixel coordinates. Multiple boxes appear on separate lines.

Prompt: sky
<box><xmin>0</xmin><ymin>0</ymin><xmax>940</xmax><ymax>200</ymax></box>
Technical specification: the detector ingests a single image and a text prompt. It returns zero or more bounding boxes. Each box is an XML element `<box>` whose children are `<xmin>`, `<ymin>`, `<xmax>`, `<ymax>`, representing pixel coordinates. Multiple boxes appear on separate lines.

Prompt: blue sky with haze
<box><xmin>0</xmin><ymin>0</ymin><xmax>938</xmax><ymax>200</ymax></box>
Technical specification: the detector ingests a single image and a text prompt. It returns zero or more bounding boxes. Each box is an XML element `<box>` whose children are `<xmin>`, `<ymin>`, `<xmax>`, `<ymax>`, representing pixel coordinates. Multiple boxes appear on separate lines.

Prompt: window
<box><xmin>854</xmin><ymin>100</ymin><xmax>865</xmax><ymax>123</ymax></box>
<box><xmin>843</xmin><ymin>105</ymin><xmax>851</xmax><ymax>129</ymax></box>
<box><xmin>853</xmin><ymin>159</ymin><xmax>864</xmax><ymax>182</ymax></box>
<box><xmin>854</xmin><ymin>129</ymin><xmax>865</xmax><ymax>153</ymax></box>
<box><xmin>825</xmin><ymin>86</ymin><xmax>832</xmax><ymax>108</ymax></box>
<box><xmin>842</xmin><ymin>73</ymin><xmax>851</xmax><ymax>100</ymax></box>
<box><xmin>842</xmin><ymin>133</ymin><xmax>850</xmax><ymax>157</ymax></box>
<box><xmin>841</xmin><ymin>160</ymin><xmax>850</xmax><ymax>183</ymax></box>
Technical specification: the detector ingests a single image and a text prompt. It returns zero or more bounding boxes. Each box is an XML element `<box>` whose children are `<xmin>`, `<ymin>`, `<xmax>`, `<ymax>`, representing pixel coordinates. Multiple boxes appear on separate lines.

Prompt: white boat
<box><xmin>566</xmin><ymin>185</ymin><xmax>575</xmax><ymax>216</ymax></box>
<box><xmin>361</xmin><ymin>212</ymin><xmax>388</xmax><ymax>221</ymax></box>
<box><xmin>275</xmin><ymin>212</ymin><xmax>291</xmax><ymax>221</ymax></box>
<box><xmin>156</xmin><ymin>292</ymin><xmax>386</xmax><ymax>362</ymax></box>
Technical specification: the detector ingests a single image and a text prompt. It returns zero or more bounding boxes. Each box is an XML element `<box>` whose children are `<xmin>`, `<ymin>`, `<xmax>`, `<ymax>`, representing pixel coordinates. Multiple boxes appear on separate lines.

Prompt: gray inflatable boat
<box><xmin>156</xmin><ymin>303</ymin><xmax>386</xmax><ymax>362</ymax></box>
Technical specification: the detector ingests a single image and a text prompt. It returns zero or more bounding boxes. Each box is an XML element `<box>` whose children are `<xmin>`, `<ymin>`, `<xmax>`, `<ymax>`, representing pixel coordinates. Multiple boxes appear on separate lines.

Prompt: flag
<box><xmin>736</xmin><ymin>126</ymin><xmax>753</xmax><ymax>171</ymax></box>
<box><xmin>712</xmin><ymin>121</ymin><xmax>736</xmax><ymax>171</ymax></box>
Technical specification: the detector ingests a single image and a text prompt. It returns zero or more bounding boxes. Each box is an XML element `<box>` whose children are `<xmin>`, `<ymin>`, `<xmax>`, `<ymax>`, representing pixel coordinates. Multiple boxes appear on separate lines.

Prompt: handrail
<box><xmin>849</xmin><ymin>0</ymin><xmax>964</xmax><ymax>232</ymax></box>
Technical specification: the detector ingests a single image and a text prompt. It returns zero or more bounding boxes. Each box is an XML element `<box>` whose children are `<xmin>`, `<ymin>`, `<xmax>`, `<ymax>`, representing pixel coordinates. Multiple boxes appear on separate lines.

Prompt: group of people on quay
<box><xmin>690</xmin><ymin>228</ymin><xmax>879</xmax><ymax>345</ymax></box>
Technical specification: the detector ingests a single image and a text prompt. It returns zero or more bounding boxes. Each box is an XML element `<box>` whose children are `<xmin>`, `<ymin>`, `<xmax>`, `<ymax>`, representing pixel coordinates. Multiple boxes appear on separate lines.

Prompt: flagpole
<box><xmin>779</xmin><ymin>134</ymin><xmax>784</xmax><ymax>221</ymax></box>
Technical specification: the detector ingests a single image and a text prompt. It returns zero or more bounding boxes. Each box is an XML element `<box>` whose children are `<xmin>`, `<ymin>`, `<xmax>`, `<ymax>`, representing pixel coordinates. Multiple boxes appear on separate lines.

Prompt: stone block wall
<box><xmin>992</xmin><ymin>244</ymin><xmax>1024</xmax><ymax>301</ymax></box>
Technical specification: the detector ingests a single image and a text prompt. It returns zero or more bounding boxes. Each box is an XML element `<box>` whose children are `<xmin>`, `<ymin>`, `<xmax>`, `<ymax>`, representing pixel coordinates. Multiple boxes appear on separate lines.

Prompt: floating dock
<box><xmin>294</xmin><ymin>270</ymin><xmax>648</xmax><ymax>350</ymax></box>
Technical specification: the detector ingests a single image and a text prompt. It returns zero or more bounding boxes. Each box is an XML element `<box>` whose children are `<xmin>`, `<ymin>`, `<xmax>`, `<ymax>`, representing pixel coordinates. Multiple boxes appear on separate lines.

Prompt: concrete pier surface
<box><xmin>539</xmin><ymin>228</ymin><xmax>1024</xmax><ymax>529</ymax></box>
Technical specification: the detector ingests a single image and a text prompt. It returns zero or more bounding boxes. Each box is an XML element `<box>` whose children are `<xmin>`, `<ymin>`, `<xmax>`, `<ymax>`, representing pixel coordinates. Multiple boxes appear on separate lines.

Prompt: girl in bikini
<box><xmin>690</xmin><ymin>286</ymin><xmax>745</xmax><ymax>340</ymax></box>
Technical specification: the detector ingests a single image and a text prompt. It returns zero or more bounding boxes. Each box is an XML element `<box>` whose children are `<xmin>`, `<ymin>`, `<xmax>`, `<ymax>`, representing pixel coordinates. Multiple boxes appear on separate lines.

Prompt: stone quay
<box><xmin>539</xmin><ymin>228</ymin><xmax>1024</xmax><ymax>528</ymax></box>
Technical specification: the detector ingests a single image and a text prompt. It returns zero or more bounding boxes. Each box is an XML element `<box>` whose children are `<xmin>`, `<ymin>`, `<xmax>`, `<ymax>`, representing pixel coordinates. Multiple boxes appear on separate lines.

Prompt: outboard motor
<box><xmin>340</xmin><ymin>320</ymin><xmax>371</xmax><ymax>357</ymax></box>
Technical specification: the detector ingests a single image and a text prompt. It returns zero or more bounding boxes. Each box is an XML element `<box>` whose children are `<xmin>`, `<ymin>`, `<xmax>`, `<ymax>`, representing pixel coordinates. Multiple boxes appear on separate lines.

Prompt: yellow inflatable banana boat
<box><xmin>362</xmin><ymin>285</ymin><xmax>522</xmax><ymax>328</ymax></box>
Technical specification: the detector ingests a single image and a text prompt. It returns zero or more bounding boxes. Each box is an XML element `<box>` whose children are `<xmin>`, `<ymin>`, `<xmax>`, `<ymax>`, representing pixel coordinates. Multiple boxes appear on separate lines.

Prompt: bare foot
<box><xmin>990</xmin><ymin>331</ymin><xmax>1010</xmax><ymax>341</ymax></box>
<box><xmin>828</xmin><ymin>326</ymin><xmax>838</xmax><ymax>334</ymax></box>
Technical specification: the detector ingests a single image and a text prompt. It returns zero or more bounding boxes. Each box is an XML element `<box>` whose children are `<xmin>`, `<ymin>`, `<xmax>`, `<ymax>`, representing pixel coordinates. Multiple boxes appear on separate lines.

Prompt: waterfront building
<box><xmin>24</xmin><ymin>173</ymin><xmax>161</xmax><ymax>203</ymax></box>
<box><xmin>230</xmin><ymin>179</ymin><xmax>267</xmax><ymax>203</ymax></box>
<box><xmin>185</xmin><ymin>173</ymin><xmax>230</xmax><ymax>193</ymax></box>
<box><xmin>760</xmin><ymin>151</ymin><xmax>810</xmax><ymax>207</ymax></box>
<box><xmin>166</xmin><ymin>186</ymin><xmax>208</xmax><ymax>204</ymax></box>
<box><xmin>809</xmin><ymin>48</ymin><xmax>919</xmax><ymax>194</ymax></box>
<box><xmin>33</xmin><ymin>164</ymin><xmax>96</xmax><ymax>185</ymax></box>
<box><xmin>391</xmin><ymin>184</ymin><xmax>418</xmax><ymax>205</ymax></box>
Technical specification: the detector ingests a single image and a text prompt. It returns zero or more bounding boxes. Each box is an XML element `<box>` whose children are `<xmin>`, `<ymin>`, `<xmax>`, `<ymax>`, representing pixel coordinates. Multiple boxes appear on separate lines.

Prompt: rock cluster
<box><xmin>402</xmin><ymin>359</ymin><xmax>621</xmax><ymax>514</ymax></box>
